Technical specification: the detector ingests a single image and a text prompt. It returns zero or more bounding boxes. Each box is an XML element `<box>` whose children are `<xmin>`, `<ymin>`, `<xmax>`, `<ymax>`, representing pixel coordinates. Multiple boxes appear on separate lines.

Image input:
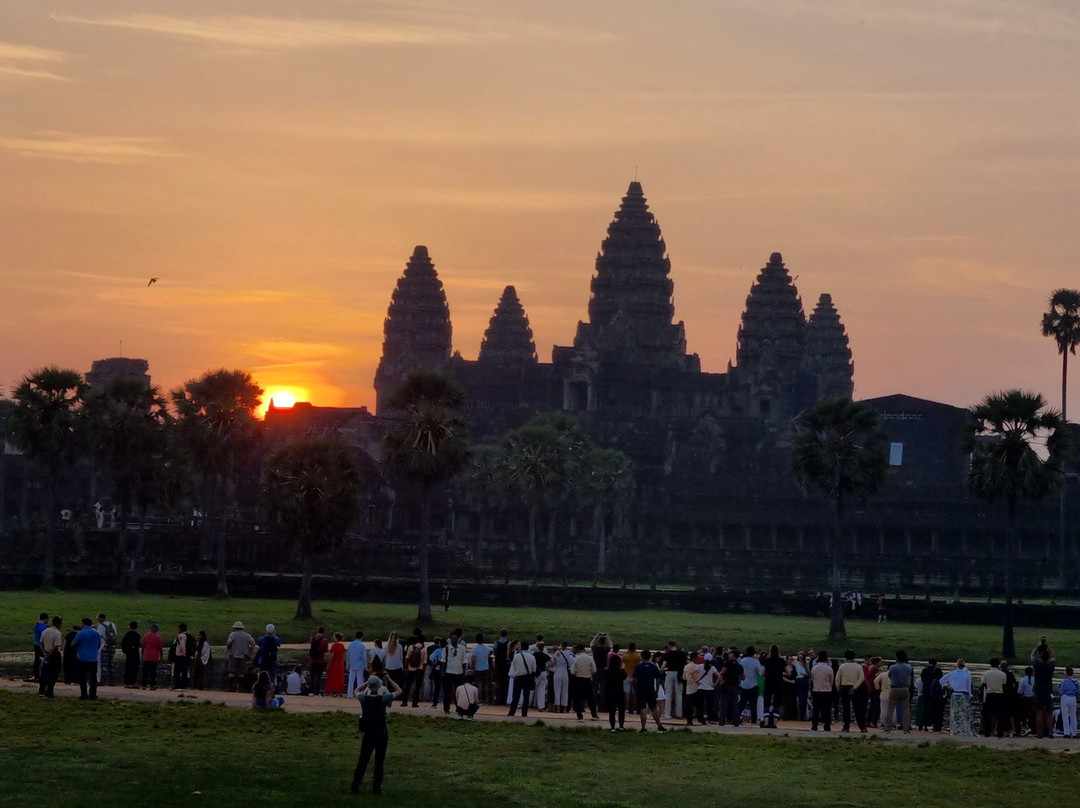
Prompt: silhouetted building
<box><xmin>85</xmin><ymin>357</ymin><xmax>151</xmax><ymax>388</ymax></box>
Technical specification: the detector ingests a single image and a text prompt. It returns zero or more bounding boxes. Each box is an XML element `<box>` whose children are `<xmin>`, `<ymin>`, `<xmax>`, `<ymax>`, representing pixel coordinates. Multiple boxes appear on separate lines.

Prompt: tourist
<box><xmin>170</xmin><ymin>623</ymin><xmax>196</xmax><ymax>690</ymax></box>
<box><xmin>660</xmin><ymin>640</ymin><xmax>685</xmax><ymax>720</ymax></box>
<box><xmin>632</xmin><ymin>649</ymin><xmax>666</xmax><ymax>733</ymax></box>
<box><xmin>884</xmin><ymin>650</ymin><xmax>913</xmax><ymax>733</ymax></box>
<box><xmin>225</xmin><ymin>620</ymin><xmax>255</xmax><ymax>693</ymax></box>
<box><xmin>916</xmin><ymin>659</ymin><xmax>939</xmax><ymax>730</ymax></box>
<box><xmin>32</xmin><ymin>612</ymin><xmax>49</xmax><ymax>682</ymax></box>
<box><xmin>699</xmin><ymin>652</ymin><xmax>720</xmax><ymax>723</ymax></box>
<box><xmin>351</xmin><ymin>675</ymin><xmax>402</xmax><ymax>795</ymax></box>
<box><xmin>121</xmin><ymin>621</ymin><xmax>141</xmax><ymax>688</ymax></box>
<box><xmin>252</xmin><ymin>670</ymin><xmax>280</xmax><ymax>709</ymax></box>
<box><xmin>682</xmin><ymin>650</ymin><xmax>704</xmax><ymax>726</ymax></box>
<box><xmin>762</xmin><ymin>644</ymin><xmax>787</xmax><ymax>728</ymax></box>
<box><xmin>980</xmin><ymin>657</ymin><xmax>1007</xmax><ymax>738</ymax></box>
<box><xmin>455</xmin><ymin>672</ymin><xmax>480</xmax><ymax>719</ymax></box>
<box><xmin>308</xmin><ymin>626</ymin><xmax>329</xmax><ymax>696</ymax></box>
<box><xmin>1017</xmin><ymin>665</ymin><xmax>1036</xmax><ymax>736</ymax></box>
<box><xmin>95</xmin><ymin>613</ymin><xmax>118</xmax><ymax>686</ymax></box>
<box><xmin>140</xmin><ymin>623</ymin><xmax>164</xmax><ymax>690</ymax></box>
<box><xmin>383</xmin><ymin>632</ymin><xmax>405</xmax><ymax>700</ymax></box>
<box><xmin>551</xmin><ymin>641</ymin><xmax>573</xmax><ymax>713</ymax></box>
<box><xmin>738</xmin><ymin>645</ymin><xmax>763</xmax><ymax>727</ymax></box>
<box><xmin>287</xmin><ymin>666</ymin><xmax>308</xmax><ymax>696</ymax></box>
<box><xmin>255</xmin><ymin>624</ymin><xmax>281</xmax><ymax>683</ymax></box>
<box><xmin>794</xmin><ymin>651</ymin><xmax>810</xmax><ymax>720</ymax></box>
<box><xmin>810</xmin><ymin>649</ymin><xmax>833</xmax><ymax>731</ymax></box>
<box><xmin>426</xmin><ymin>637</ymin><xmax>444</xmax><ymax>707</ymax></box>
<box><xmin>193</xmin><ymin>630</ymin><xmax>211</xmax><ymax>690</ymax></box>
<box><xmin>442</xmin><ymin>629</ymin><xmax>468</xmax><ymax>714</ymax></box>
<box><xmin>621</xmin><ymin>642</ymin><xmax>642</xmax><ymax>715</ymax></box>
<box><xmin>570</xmin><ymin>643</ymin><xmax>599</xmax><ymax>721</ymax></box>
<box><xmin>63</xmin><ymin>621</ymin><xmax>80</xmax><ymax>685</ymax></box>
<box><xmin>38</xmin><ymin>616</ymin><xmax>63</xmax><ymax>698</ymax></box>
<box><xmin>1032</xmin><ymin>649</ymin><xmax>1056</xmax><ymax>738</ymax></box>
<box><xmin>591</xmin><ymin>633</ymin><xmax>613</xmax><ymax>712</ymax></box>
<box><xmin>940</xmin><ymin>659</ymin><xmax>973</xmax><ymax>737</ymax></box>
<box><xmin>72</xmin><ymin>617</ymin><xmax>101</xmax><ymax>700</ymax></box>
<box><xmin>1000</xmin><ymin>660</ymin><xmax>1020</xmax><ymax>737</ymax></box>
<box><xmin>1058</xmin><ymin>666</ymin><xmax>1078</xmax><ymax>738</ymax></box>
<box><xmin>605</xmin><ymin>653</ymin><xmax>628</xmax><ymax>731</ymax></box>
<box><xmin>493</xmin><ymin>628</ymin><xmax>511</xmax><ymax>705</ymax></box>
<box><xmin>718</xmin><ymin>649</ymin><xmax>741</xmax><ymax>726</ymax></box>
<box><xmin>326</xmin><ymin>632</ymin><xmax>347</xmax><ymax>696</ymax></box>
<box><xmin>470</xmin><ymin>633</ymin><xmax>491</xmax><ymax>706</ymax></box>
<box><xmin>507</xmin><ymin>639</ymin><xmax>537</xmax><ymax>717</ymax></box>
<box><xmin>835</xmin><ymin>649</ymin><xmax>866</xmax><ymax>733</ymax></box>
<box><xmin>348</xmin><ymin>631</ymin><xmax>369</xmax><ymax>701</ymax></box>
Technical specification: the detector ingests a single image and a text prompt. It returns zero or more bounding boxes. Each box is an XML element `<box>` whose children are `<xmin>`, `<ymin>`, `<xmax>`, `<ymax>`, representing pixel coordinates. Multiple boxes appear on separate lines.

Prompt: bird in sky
<box><xmin>147</xmin><ymin>277</ymin><xmax>158</xmax><ymax>286</ymax></box>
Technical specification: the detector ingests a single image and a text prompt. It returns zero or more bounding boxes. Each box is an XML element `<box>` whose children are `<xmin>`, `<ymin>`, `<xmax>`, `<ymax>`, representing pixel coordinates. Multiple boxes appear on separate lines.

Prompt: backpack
<box><xmin>262</xmin><ymin>638</ymin><xmax>278</xmax><ymax>665</ymax></box>
<box><xmin>407</xmin><ymin>644</ymin><xmax>423</xmax><ymax>669</ymax></box>
<box><xmin>104</xmin><ymin>622</ymin><xmax>118</xmax><ymax>647</ymax></box>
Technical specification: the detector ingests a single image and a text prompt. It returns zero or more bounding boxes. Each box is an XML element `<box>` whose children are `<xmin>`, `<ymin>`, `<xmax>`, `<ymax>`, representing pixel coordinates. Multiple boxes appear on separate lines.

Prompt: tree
<box><xmin>171</xmin><ymin>369</ymin><xmax>263</xmax><ymax>597</ymax></box>
<box><xmin>10</xmin><ymin>367</ymin><xmax>89</xmax><ymax>588</ymax></box>
<box><xmin>1041</xmin><ymin>288</ymin><xmax>1080</xmax><ymax>584</ymax></box>
<box><xmin>791</xmin><ymin>397</ymin><xmax>889</xmax><ymax>642</ymax></box>
<box><xmin>263</xmin><ymin>436</ymin><xmax>363</xmax><ymax>618</ymax></box>
<box><xmin>381</xmin><ymin>370</ymin><xmax>470</xmax><ymax>622</ymax></box>
<box><xmin>962</xmin><ymin>390</ymin><xmax>1066</xmax><ymax>658</ymax></box>
<box><xmin>579</xmin><ymin>447</ymin><xmax>635</xmax><ymax>575</ymax></box>
<box><xmin>451</xmin><ymin>443</ymin><xmax>510</xmax><ymax>568</ymax></box>
<box><xmin>84</xmin><ymin>378</ymin><xmax>171</xmax><ymax>590</ymax></box>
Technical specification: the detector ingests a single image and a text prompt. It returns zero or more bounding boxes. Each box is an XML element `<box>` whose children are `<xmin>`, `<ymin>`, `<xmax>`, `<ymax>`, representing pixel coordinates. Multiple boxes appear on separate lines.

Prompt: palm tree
<box><xmin>381</xmin><ymin>370</ymin><xmax>470</xmax><ymax>622</ymax></box>
<box><xmin>10</xmin><ymin>367</ymin><xmax>89</xmax><ymax>588</ymax></box>
<box><xmin>1041</xmin><ymin>288</ymin><xmax>1080</xmax><ymax>585</ymax></box>
<box><xmin>171</xmin><ymin>369</ymin><xmax>263</xmax><ymax>597</ymax></box>
<box><xmin>451</xmin><ymin>443</ymin><xmax>510</xmax><ymax>568</ymax></box>
<box><xmin>263</xmin><ymin>436</ymin><xmax>363</xmax><ymax>618</ymax></box>
<box><xmin>579</xmin><ymin>447</ymin><xmax>635</xmax><ymax>575</ymax></box>
<box><xmin>791</xmin><ymin>397</ymin><xmax>889</xmax><ymax>642</ymax></box>
<box><xmin>962</xmin><ymin>390</ymin><xmax>1066</xmax><ymax>658</ymax></box>
<box><xmin>84</xmin><ymin>378</ymin><xmax>171</xmax><ymax>590</ymax></box>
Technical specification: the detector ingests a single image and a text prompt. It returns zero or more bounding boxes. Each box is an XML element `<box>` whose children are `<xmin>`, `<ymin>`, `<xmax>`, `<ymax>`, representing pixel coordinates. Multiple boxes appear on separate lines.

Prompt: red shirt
<box><xmin>142</xmin><ymin>631</ymin><xmax>164</xmax><ymax>662</ymax></box>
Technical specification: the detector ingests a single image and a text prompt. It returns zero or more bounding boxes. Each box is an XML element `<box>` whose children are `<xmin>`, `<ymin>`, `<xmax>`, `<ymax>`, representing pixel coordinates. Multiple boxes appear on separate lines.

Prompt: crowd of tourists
<box><xmin>28</xmin><ymin>608</ymin><xmax>1079</xmax><ymax>739</ymax></box>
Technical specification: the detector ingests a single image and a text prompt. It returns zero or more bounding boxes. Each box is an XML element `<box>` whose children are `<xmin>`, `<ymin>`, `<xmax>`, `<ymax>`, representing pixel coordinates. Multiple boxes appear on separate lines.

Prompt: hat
<box><xmin>266</xmin><ymin>623</ymin><xmax>275</xmax><ymax>634</ymax></box>
<box><xmin>367</xmin><ymin>676</ymin><xmax>383</xmax><ymax>691</ymax></box>
<box><xmin>232</xmin><ymin>621</ymin><xmax>245</xmax><ymax>630</ymax></box>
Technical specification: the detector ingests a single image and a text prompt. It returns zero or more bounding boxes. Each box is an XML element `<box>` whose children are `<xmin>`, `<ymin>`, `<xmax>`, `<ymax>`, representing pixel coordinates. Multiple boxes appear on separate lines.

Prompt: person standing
<box><xmin>347</xmin><ymin>631</ymin><xmax>369</xmax><ymax>699</ymax></box>
<box><xmin>383</xmin><ymin>632</ymin><xmax>406</xmax><ymax>699</ymax></box>
<box><xmin>883</xmin><ymin>650</ymin><xmax>914</xmax><ymax>733</ymax></box>
<box><xmin>632</xmin><ymin>650</ymin><xmax>667</xmax><ymax>733</ymax></box>
<box><xmin>140</xmin><ymin>623</ymin><xmax>164</xmax><ymax>690</ymax></box>
<box><xmin>470</xmin><ymin>633</ymin><xmax>491</xmax><ymax>706</ymax></box>
<box><xmin>1017</xmin><ymin>665</ymin><xmax>1037</xmax><ymax>736</ymax></box>
<box><xmin>605</xmin><ymin>654</ymin><xmax>628</xmax><ymax>731</ymax></box>
<box><xmin>121</xmin><ymin>621</ymin><xmax>141</xmax><ymax>688</ymax></box>
<box><xmin>32</xmin><ymin>612</ymin><xmax>49</xmax><ymax>682</ymax></box>
<box><xmin>193</xmin><ymin>630</ymin><xmax>211</xmax><ymax>690</ymax></box>
<box><xmin>326</xmin><ymin>633</ymin><xmax>347</xmax><ymax>696</ymax></box>
<box><xmin>980</xmin><ymin>657</ymin><xmax>1007</xmax><ymax>738</ymax></box>
<box><xmin>95</xmin><ymin>613</ymin><xmax>118</xmax><ymax>686</ymax></box>
<box><xmin>660</xmin><ymin>640</ymin><xmax>685</xmax><ymax>720</ymax></box>
<box><xmin>38</xmin><ymin>616</ymin><xmax>64</xmax><ymax>698</ymax></box>
<box><xmin>226</xmin><ymin>621</ymin><xmax>255</xmax><ymax>693</ymax></box>
<box><xmin>507</xmin><ymin>640</ymin><xmax>537</xmax><ymax>717</ymax></box>
<box><xmin>351</xmin><ymin>675</ymin><xmax>402</xmax><ymax>795</ymax></box>
<box><xmin>72</xmin><ymin>617</ymin><xmax>101</xmax><ymax>700</ymax></box>
<box><xmin>551</xmin><ymin>642</ymin><xmax>573</xmax><ymax>713</ymax></box>
<box><xmin>308</xmin><ymin>627</ymin><xmax>329</xmax><ymax>696</ymax></box>
<box><xmin>738</xmin><ymin>645</ymin><xmax>763</xmax><ymax>727</ymax></box>
<box><xmin>442</xmin><ymin>630</ymin><xmax>468</xmax><ymax>714</ymax></box>
<box><xmin>531</xmin><ymin>641</ymin><xmax>551</xmax><ymax>712</ymax></box>
<box><xmin>940</xmin><ymin>659</ymin><xmax>973</xmax><ymax>737</ymax></box>
<box><xmin>762</xmin><ymin>645</ymin><xmax>788</xmax><ymax>728</ymax></box>
<box><xmin>810</xmin><ymin>649</ymin><xmax>834</xmax><ymax>731</ymax></box>
<box><xmin>570</xmin><ymin>643</ymin><xmax>599</xmax><ymax>720</ymax></box>
<box><xmin>682</xmin><ymin>652</ymin><xmax>704</xmax><ymax>726</ymax></box>
<box><xmin>1032</xmin><ymin>649</ymin><xmax>1056</xmax><ymax>738</ymax></box>
<box><xmin>1058</xmin><ymin>666</ymin><xmax>1078</xmax><ymax>738</ymax></box>
<box><xmin>170</xmin><ymin>623</ymin><xmax>195</xmax><ymax>690</ymax></box>
<box><xmin>492</xmin><ymin>628</ymin><xmax>511</xmax><ymax>705</ymax></box>
<box><xmin>835</xmin><ymin>650</ymin><xmax>867</xmax><ymax>733</ymax></box>
<box><xmin>621</xmin><ymin>643</ymin><xmax>642</xmax><ymax>715</ymax></box>
<box><xmin>255</xmin><ymin>624</ymin><xmax>282</xmax><ymax>684</ymax></box>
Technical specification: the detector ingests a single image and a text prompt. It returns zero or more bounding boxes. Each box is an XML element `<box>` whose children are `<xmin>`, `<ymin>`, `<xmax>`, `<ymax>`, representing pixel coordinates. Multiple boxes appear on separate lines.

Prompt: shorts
<box><xmin>637</xmin><ymin>692</ymin><xmax>657</xmax><ymax>711</ymax></box>
<box><xmin>228</xmin><ymin>656</ymin><xmax>247</xmax><ymax>677</ymax></box>
<box><xmin>623</xmin><ymin>679</ymin><xmax>633</xmax><ymax>694</ymax></box>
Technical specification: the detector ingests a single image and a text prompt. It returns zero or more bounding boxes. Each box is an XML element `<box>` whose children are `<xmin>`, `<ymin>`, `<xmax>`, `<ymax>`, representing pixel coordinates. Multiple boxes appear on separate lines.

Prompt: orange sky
<box><xmin>2</xmin><ymin>1</ymin><xmax>1079</xmax><ymax>415</ymax></box>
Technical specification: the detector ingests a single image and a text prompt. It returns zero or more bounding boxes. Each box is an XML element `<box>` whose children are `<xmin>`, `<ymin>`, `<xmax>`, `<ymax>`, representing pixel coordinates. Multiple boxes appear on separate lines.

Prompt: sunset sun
<box><xmin>260</xmin><ymin>386</ymin><xmax>308</xmax><ymax>417</ymax></box>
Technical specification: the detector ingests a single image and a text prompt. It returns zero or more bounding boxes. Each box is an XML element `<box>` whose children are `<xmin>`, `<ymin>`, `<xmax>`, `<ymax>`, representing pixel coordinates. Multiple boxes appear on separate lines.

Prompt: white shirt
<box><xmin>444</xmin><ymin>641</ymin><xmax>467</xmax><ymax>676</ymax></box>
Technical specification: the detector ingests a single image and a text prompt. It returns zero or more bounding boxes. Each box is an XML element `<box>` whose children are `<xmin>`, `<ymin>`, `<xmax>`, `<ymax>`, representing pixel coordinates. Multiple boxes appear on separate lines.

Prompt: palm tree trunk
<box><xmin>1060</xmin><ymin>350</ymin><xmax>1069</xmax><ymax>589</ymax></box>
<box><xmin>595</xmin><ymin>505</ymin><xmax>606</xmax><ymax>575</ymax></box>
<box><xmin>545</xmin><ymin>508</ymin><xmax>558</xmax><ymax>575</ymax></box>
<box><xmin>417</xmin><ymin>481</ymin><xmax>433</xmax><ymax>623</ymax></box>
<box><xmin>216</xmin><ymin>497</ymin><xmax>230</xmax><ymax>597</ymax></box>
<box><xmin>42</xmin><ymin>471</ymin><xmax>57</xmax><ymax>589</ymax></box>
<box><xmin>527</xmin><ymin>506</ymin><xmax>539</xmax><ymax>572</ymax></box>
<box><xmin>1002</xmin><ymin>498</ymin><xmax>1017</xmax><ymax>659</ymax></box>
<box><xmin>829</xmin><ymin>494</ymin><xmax>846</xmax><ymax>642</ymax></box>
<box><xmin>297</xmin><ymin>549</ymin><xmax>314</xmax><ymax>618</ymax></box>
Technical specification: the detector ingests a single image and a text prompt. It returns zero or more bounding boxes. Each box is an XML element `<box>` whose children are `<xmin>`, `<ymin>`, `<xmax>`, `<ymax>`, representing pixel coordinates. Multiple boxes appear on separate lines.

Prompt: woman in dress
<box><xmin>383</xmin><ymin>632</ymin><xmax>405</xmax><ymax>697</ymax></box>
<box><xmin>192</xmin><ymin>630</ymin><xmax>211</xmax><ymax>690</ymax></box>
<box><xmin>940</xmin><ymin>659</ymin><xmax>973</xmax><ymax>737</ymax></box>
<box><xmin>325</xmin><ymin>633</ymin><xmax>347</xmax><ymax>696</ymax></box>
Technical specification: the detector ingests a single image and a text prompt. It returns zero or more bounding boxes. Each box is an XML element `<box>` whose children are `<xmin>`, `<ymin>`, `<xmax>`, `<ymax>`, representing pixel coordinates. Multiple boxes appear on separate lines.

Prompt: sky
<box><xmin>2</xmin><ymin>0</ymin><xmax>1079</xmax><ymax>416</ymax></box>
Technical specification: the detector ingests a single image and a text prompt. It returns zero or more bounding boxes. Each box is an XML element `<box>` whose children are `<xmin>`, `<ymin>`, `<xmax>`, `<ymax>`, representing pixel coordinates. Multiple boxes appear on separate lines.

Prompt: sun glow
<box><xmin>260</xmin><ymin>386</ymin><xmax>308</xmax><ymax>418</ymax></box>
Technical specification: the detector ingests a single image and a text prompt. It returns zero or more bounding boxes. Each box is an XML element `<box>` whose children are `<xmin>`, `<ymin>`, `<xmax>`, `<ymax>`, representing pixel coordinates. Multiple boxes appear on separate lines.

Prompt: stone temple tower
<box><xmin>478</xmin><ymin>286</ymin><xmax>538</xmax><ymax>367</ymax></box>
<box><xmin>571</xmin><ymin>181</ymin><xmax>696</xmax><ymax>371</ymax></box>
<box><xmin>805</xmin><ymin>292</ymin><xmax>854</xmax><ymax>399</ymax></box>
<box><xmin>374</xmin><ymin>245</ymin><xmax>452</xmax><ymax>414</ymax></box>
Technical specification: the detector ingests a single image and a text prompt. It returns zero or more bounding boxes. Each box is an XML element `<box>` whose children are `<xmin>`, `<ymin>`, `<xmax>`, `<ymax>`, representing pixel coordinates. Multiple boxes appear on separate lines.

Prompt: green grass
<box><xmin>0</xmin><ymin>690</ymin><xmax>1075</xmax><ymax>807</ymax></box>
<box><xmin>2</xmin><ymin>590</ymin><xmax>1079</xmax><ymax>663</ymax></box>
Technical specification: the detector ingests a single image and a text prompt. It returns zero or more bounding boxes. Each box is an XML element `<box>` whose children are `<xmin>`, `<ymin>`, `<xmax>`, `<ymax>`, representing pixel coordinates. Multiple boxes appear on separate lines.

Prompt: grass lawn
<box><xmin>1</xmin><ymin>690</ymin><xmax>1075</xmax><ymax>807</ymax></box>
<box><xmin>2</xmin><ymin>590</ymin><xmax>1078</xmax><ymax>663</ymax></box>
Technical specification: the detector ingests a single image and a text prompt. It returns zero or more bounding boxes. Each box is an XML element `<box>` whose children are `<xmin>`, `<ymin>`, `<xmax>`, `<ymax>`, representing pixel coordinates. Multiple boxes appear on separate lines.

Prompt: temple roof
<box><xmin>478</xmin><ymin>285</ymin><xmax>538</xmax><ymax>366</ymax></box>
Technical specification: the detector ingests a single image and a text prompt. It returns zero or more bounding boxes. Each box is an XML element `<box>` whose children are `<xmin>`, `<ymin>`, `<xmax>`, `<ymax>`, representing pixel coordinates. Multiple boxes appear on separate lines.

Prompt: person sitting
<box><xmin>286</xmin><ymin>666</ymin><xmax>308</xmax><ymax>696</ymax></box>
<box><xmin>455</xmin><ymin>673</ymin><xmax>480</xmax><ymax>719</ymax></box>
<box><xmin>252</xmin><ymin>670</ymin><xmax>281</xmax><ymax>709</ymax></box>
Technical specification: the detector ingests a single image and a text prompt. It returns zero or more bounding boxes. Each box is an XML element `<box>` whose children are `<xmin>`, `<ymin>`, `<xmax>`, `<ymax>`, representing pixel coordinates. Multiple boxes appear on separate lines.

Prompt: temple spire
<box><xmin>806</xmin><ymin>292</ymin><xmax>854</xmax><ymax>399</ymax></box>
<box><xmin>735</xmin><ymin>252</ymin><xmax>807</xmax><ymax>377</ymax></box>
<box><xmin>374</xmin><ymin>245</ymin><xmax>452</xmax><ymax>414</ymax></box>
<box><xmin>478</xmin><ymin>286</ymin><xmax>538</xmax><ymax>366</ymax></box>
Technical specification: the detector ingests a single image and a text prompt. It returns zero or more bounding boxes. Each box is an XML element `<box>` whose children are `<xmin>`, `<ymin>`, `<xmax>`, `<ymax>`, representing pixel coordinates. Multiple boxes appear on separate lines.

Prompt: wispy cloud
<box><xmin>733</xmin><ymin>0</ymin><xmax>1080</xmax><ymax>41</ymax></box>
<box><xmin>0</xmin><ymin>131</ymin><xmax>182</xmax><ymax>163</ymax></box>
<box><xmin>0</xmin><ymin>42</ymin><xmax>70</xmax><ymax>81</ymax></box>
<box><xmin>52</xmin><ymin>12</ymin><xmax>614</xmax><ymax>52</ymax></box>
